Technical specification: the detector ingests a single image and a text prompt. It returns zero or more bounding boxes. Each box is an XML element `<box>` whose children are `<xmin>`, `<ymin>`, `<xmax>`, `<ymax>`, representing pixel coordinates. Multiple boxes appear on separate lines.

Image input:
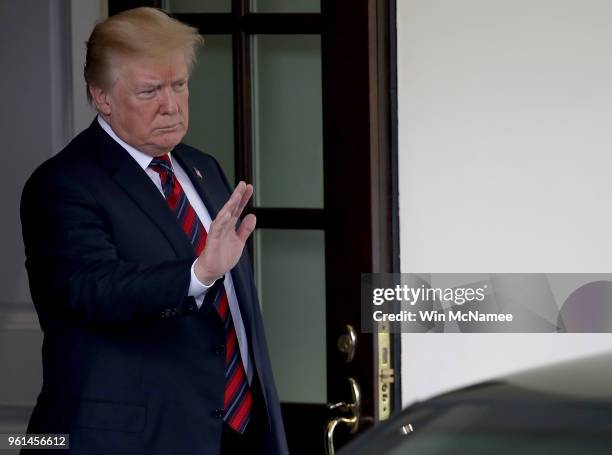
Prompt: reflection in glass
<box><xmin>184</xmin><ymin>35</ymin><xmax>235</xmax><ymax>182</ymax></box>
<box><xmin>255</xmin><ymin>229</ymin><xmax>326</xmax><ymax>403</ymax></box>
<box><xmin>251</xmin><ymin>35</ymin><xmax>323</xmax><ymax>208</ymax></box>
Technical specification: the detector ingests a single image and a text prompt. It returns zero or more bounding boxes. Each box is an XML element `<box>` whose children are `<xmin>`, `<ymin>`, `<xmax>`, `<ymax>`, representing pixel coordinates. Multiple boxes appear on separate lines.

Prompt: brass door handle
<box><xmin>337</xmin><ymin>324</ymin><xmax>357</xmax><ymax>363</ymax></box>
<box><xmin>325</xmin><ymin>377</ymin><xmax>361</xmax><ymax>455</ymax></box>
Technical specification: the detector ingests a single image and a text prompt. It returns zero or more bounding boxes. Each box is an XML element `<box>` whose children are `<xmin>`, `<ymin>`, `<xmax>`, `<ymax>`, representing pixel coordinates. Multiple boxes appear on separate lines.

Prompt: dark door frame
<box><xmin>320</xmin><ymin>2</ymin><xmax>400</xmax><ymax>450</ymax></box>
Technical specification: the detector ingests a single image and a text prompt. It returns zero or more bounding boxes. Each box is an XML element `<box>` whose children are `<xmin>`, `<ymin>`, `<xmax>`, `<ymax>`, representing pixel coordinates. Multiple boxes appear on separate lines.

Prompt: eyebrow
<box><xmin>136</xmin><ymin>76</ymin><xmax>188</xmax><ymax>88</ymax></box>
<box><xmin>137</xmin><ymin>83</ymin><xmax>162</xmax><ymax>91</ymax></box>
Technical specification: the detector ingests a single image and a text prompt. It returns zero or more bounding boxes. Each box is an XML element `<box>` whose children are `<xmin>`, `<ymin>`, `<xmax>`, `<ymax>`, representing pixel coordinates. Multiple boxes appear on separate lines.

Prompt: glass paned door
<box><xmin>250</xmin><ymin>0</ymin><xmax>321</xmax><ymax>13</ymax></box>
<box><xmin>147</xmin><ymin>0</ymin><xmax>392</xmax><ymax>453</ymax></box>
<box><xmin>164</xmin><ymin>0</ymin><xmax>231</xmax><ymax>13</ymax></box>
<box><xmin>251</xmin><ymin>35</ymin><xmax>323</xmax><ymax>208</ymax></box>
<box><xmin>254</xmin><ymin>229</ymin><xmax>326</xmax><ymax>403</ymax></box>
<box><xmin>184</xmin><ymin>35</ymin><xmax>235</xmax><ymax>181</ymax></box>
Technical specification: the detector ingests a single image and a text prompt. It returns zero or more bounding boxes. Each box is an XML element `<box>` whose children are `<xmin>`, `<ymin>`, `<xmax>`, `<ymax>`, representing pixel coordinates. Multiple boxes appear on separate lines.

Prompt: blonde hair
<box><xmin>84</xmin><ymin>7</ymin><xmax>204</xmax><ymax>102</ymax></box>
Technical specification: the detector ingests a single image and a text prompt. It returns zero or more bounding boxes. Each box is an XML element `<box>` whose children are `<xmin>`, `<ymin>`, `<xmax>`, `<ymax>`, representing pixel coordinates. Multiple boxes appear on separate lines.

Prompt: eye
<box><xmin>137</xmin><ymin>88</ymin><xmax>156</xmax><ymax>99</ymax></box>
<box><xmin>174</xmin><ymin>80</ymin><xmax>188</xmax><ymax>91</ymax></box>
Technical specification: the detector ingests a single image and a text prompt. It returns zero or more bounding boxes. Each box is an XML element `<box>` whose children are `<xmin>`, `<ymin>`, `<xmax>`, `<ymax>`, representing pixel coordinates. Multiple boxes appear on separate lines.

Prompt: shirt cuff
<box><xmin>189</xmin><ymin>259</ymin><xmax>216</xmax><ymax>308</ymax></box>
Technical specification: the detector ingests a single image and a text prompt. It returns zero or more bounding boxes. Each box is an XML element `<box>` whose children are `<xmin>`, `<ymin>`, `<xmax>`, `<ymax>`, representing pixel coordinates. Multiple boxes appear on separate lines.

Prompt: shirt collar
<box><xmin>97</xmin><ymin>115</ymin><xmax>173</xmax><ymax>170</ymax></box>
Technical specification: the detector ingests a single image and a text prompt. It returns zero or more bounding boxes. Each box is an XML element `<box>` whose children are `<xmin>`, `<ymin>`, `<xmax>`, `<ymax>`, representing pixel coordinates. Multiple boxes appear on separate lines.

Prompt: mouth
<box><xmin>157</xmin><ymin>124</ymin><xmax>181</xmax><ymax>133</ymax></box>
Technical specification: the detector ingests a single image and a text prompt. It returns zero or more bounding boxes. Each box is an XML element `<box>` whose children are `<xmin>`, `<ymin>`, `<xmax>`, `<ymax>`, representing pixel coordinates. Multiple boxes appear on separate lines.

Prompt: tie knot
<box><xmin>149</xmin><ymin>154</ymin><xmax>173</xmax><ymax>175</ymax></box>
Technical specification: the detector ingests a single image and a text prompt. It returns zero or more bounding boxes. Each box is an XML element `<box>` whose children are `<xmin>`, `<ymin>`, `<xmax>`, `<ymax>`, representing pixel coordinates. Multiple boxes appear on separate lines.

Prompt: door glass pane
<box><xmin>255</xmin><ymin>229</ymin><xmax>326</xmax><ymax>403</ymax></box>
<box><xmin>163</xmin><ymin>0</ymin><xmax>231</xmax><ymax>13</ymax></box>
<box><xmin>184</xmin><ymin>35</ymin><xmax>235</xmax><ymax>182</ymax></box>
<box><xmin>250</xmin><ymin>0</ymin><xmax>320</xmax><ymax>13</ymax></box>
<box><xmin>251</xmin><ymin>35</ymin><xmax>323</xmax><ymax>208</ymax></box>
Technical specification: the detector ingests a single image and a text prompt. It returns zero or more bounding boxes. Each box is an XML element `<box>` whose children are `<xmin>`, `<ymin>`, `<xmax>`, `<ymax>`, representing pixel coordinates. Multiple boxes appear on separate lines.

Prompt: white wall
<box><xmin>397</xmin><ymin>0</ymin><xmax>612</xmax><ymax>406</ymax></box>
<box><xmin>0</xmin><ymin>1</ymin><xmax>105</xmax><ymax>440</ymax></box>
<box><xmin>70</xmin><ymin>0</ymin><xmax>106</xmax><ymax>135</ymax></box>
<box><xmin>1</xmin><ymin>0</ymin><xmax>72</xmax><ymax>438</ymax></box>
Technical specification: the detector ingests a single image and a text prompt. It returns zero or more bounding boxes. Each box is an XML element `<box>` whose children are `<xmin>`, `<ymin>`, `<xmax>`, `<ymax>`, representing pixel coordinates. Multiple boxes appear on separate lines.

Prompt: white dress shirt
<box><xmin>97</xmin><ymin>116</ymin><xmax>252</xmax><ymax>383</ymax></box>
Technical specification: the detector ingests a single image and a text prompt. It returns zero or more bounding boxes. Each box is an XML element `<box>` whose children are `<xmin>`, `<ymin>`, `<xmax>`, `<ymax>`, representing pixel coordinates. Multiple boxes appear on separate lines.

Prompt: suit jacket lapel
<box><xmin>172</xmin><ymin>150</ymin><xmax>224</xmax><ymax>220</ymax></box>
<box><xmin>89</xmin><ymin>121</ymin><xmax>195</xmax><ymax>259</ymax></box>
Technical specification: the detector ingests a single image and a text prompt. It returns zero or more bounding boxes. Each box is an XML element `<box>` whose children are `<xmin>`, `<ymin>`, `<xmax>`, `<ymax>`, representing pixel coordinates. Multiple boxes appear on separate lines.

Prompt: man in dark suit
<box><xmin>19</xmin><ymin>7</ymin><xmax>288</xmax><ymax>455</ymax></box>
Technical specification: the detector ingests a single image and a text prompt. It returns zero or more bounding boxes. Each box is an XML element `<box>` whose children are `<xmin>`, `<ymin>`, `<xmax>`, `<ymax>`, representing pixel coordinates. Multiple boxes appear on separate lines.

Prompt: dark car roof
<box><xmin>429</xmin><ymin>351</ymin><xmax>612</xmax><ymax>405</ymax></box>
<box><xmin>339</xmin><ymin>351</ymin><xmax>612</xmax><ymax>455</ymax></box>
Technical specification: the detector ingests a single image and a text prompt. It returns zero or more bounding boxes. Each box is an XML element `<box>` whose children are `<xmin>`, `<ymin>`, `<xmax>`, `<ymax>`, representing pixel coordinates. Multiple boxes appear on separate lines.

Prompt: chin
<box><xmin>157</xmin><ymin>131</ymin><xmax>185</xmax><ymax>151</ymax></box>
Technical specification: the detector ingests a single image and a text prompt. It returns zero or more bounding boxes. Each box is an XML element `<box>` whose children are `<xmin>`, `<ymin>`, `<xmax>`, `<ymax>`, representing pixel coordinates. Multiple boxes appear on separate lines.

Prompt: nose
<box><xmin>159</xmin><ymin>87</ymin><xmax>178</xmax><ymax>115</ymax></box>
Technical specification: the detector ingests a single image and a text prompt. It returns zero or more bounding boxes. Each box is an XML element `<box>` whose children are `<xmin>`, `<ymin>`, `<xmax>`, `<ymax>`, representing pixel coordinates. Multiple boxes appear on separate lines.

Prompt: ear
<box><xmin>89</xmin><ymin>84</ymin><xmax>112</xmax><ymax>116</ymax></box>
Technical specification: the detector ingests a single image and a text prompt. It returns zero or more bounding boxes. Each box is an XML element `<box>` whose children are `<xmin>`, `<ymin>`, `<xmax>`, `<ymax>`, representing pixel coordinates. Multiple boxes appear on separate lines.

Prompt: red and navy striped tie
<box><xmin>150</xmin><ymin>154</ymin><xmax>253</xmax><ymax>433</ymax></box>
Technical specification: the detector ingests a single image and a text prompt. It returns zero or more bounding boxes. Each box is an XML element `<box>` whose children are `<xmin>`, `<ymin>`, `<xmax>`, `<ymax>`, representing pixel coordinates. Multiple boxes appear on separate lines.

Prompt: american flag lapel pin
<box><xmin>194</xmin><ymin>167</ymin><xmax>203</xmax><ymax>179</ymax></box>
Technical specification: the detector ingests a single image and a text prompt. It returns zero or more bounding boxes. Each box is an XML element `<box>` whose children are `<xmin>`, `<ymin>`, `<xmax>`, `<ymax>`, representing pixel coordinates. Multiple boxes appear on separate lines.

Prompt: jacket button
<box><xmin>215</xmin><ymin>345</ymin><xmax>225</xmax><ymax>356</ymax></box>
<box><xmin>213</xmin><ymin>408</ymin><xmax>224</xmax><ymax>418</ymax></box>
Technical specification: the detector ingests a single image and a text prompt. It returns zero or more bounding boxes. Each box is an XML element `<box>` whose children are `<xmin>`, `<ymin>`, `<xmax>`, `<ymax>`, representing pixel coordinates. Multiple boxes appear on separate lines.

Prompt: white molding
<box><xmin>0</xmin><ymin>305</ymin><xmax>39</xmax><ymax>332</ymax></box>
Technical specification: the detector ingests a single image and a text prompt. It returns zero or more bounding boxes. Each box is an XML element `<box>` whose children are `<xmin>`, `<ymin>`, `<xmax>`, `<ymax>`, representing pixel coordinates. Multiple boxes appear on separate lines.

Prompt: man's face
<box><xmin>100</xmin><ymin>51</ymin><xmax>190</xmax><ymax>157</ymax></box>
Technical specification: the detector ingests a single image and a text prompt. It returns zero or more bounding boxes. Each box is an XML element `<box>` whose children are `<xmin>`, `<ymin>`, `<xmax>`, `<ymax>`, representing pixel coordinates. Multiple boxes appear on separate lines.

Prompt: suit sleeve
<box><xmin>20</xmin><ymin>167</ymin><xmax>195</xmax><ymax>327</ymax></box>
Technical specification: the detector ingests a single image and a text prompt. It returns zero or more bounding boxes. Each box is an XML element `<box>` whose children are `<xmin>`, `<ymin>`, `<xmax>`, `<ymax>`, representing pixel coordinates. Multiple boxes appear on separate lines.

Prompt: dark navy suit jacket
<box><xmin>19</xmin><ymin>120</ymin><xmax>289</xmax><ymax>455</ymax></box>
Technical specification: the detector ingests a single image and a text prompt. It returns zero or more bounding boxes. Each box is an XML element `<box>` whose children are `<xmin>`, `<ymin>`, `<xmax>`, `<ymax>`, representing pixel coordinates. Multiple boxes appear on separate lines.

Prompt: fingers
<box><xmin>215</xmin><ymin>181</ymin><xmax>246</xmax><ymax>223</ymax></box>
<box><xmin>211</xmin><ymin>182</ymin><xmax>254</xmax><ymax>234</ymax></box>
<box><xmin>236</xmin><ymin>214</ymin><xmax>256</xmax><ymax>243</ymax></box>
<box><xmin>232</xmin><ymin>183</ymin><xmax>253</xmax><ymax>219</ymax></box>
